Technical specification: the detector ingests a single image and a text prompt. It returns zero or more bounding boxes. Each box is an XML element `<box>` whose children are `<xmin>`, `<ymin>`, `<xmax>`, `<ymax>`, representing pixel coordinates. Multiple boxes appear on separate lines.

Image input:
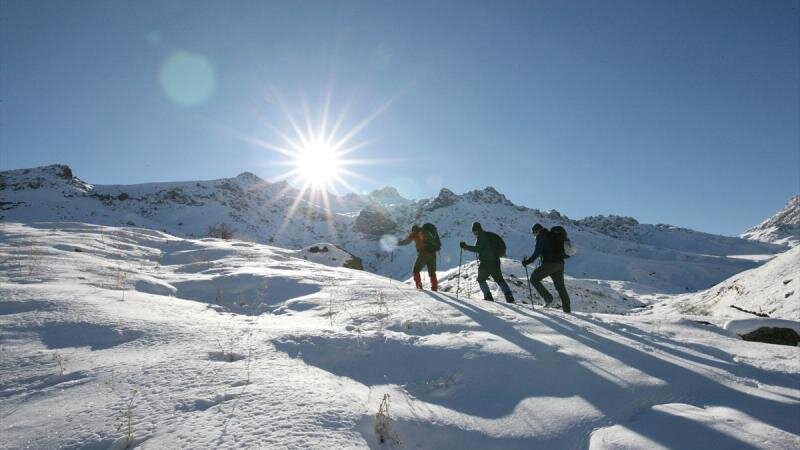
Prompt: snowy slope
<box><xmin>649</xmin><ymin>245</ymin><xmax>800</xmax><ymax>320</ymax></box>
<box><xmin>1</xmin><ymin>223</ymin><xmax>798</xmax><ymax>449</ymax></box>
<box><xmin>433</xmin><ymin>259</ymin><xmax>650</xmax><ymax>315</ymax></box>
<box><xmin>0</xmin><ymin>164</ymin><xmax>784</xmax><ymax>293</ymax></box>
<box><xmin>741</xmin><ymin>195</ymin><xmax>800</xmax><ymax>247</ymax></box>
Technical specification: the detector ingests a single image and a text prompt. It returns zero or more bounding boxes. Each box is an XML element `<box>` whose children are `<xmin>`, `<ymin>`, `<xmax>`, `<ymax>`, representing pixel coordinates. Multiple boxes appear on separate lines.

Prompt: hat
<box><xmin>471</xmin><ymin>222</ymin><xmax>483</xmax><ymax>232</ymax></box>
<box><xmin>531</xmin><ymin>223</ymin><xmax>545</xmax><ymax>233</ymax></box>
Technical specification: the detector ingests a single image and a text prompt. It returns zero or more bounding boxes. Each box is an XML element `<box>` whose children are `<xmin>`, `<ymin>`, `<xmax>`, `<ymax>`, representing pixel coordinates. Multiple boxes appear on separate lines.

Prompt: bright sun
<box><xmin>292</xmin><ymin>140</ymin><xmax>343</xmax><ymax>190</ymax></box>
<box><xmin>241</xmin><ymin>87</ymin><xmax>395</xmax><ymax>236</ymax></box>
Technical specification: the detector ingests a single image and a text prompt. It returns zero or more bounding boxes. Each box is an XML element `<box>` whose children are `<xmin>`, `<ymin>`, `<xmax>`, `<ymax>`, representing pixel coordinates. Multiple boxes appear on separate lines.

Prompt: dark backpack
<box><xmin>548</xmin><ymin>225</ymin><xmax>568</xmax><ymax>259</ymax></box>
<box><xmin>485</xmin><ymin>231</ymin><xmax>507</xmax><ymax>258</ymax></box>
<box><xmin>421</xmin><ymin>223</ymin><xmax>441</xmax><ymax>252</ymax></box>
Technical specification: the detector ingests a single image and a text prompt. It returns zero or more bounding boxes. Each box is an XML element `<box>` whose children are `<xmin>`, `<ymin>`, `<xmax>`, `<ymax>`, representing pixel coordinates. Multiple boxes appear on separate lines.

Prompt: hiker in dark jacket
<box><xmin>459</xmin><ymin>222</ymin><xmax>515</xmax><ymax>303</ymax></box>
<box><xmin>398</xmin><ymin>224</ymin><xmax>438</xmax><ymax>291</ymax></box>
<box><xmin>522</xmin><ymin>223</ymin><xmax>571</xmax><ymax>312</ymax></box>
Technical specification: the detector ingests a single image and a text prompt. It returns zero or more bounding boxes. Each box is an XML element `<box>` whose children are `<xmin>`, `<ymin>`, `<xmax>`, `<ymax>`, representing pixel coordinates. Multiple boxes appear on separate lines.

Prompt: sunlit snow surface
<box><xmin>1</xmin><ymin>223</ymin><xmax>798</xmax><ymax>449</ymax></box>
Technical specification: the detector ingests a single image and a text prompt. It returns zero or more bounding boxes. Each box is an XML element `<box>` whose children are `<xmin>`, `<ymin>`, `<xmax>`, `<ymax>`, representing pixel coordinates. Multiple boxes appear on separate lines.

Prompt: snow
<box><xmin>724</xmin><ymin>319</ymin><xmax>800</xmax><ymax>336</ymax></box>
<box><xmin>1</xmin><ymin>165</ymin><xmax>785</xmax><ymax>293</ymax></box>
<box><xmin>1</xmin><ymin>222</ymin><xmax>798</xmax><ymax>449</ymax></box>
<box><xmin>650</xmin><ymin>246</ymin><xmax>800</xmax><ymax>320</ymax></box>
<box><xmin>740</xmin><ymin>195</ymin><xmax>800</xmax><ymax>247</ymax></box>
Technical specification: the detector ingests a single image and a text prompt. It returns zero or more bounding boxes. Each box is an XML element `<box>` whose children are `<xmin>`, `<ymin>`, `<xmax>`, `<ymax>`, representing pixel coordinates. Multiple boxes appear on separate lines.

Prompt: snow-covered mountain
<box><xmin>741</xmin><ymin>195</ymin><xmax>800</xmax><ymax>247</ymax></box>
<box><xmin>1</xmin><ymin>222</ymin><xmax>798</xmax><ymax>449</ymax></box>
<box><xmin>651</xmin><ymin>245</ymin><xmax>800</xmax><ymax>320</ymax></box>
<box><xmin>0</xmin><ymin>164</ymin><xmax>785</xmax><ymax>293</ymax></box>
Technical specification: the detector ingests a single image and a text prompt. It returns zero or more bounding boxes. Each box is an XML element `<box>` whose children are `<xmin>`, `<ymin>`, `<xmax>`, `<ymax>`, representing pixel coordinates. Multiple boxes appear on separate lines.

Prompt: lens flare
<box><xmin>159</xmin><ymin>51</ymin><xmax>215</xmax><ymax>107</ymax></box>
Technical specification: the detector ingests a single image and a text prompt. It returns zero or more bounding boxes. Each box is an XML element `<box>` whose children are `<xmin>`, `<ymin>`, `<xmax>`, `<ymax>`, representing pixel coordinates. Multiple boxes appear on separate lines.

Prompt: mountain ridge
<box><xmin>0</xmin><ymin>164</ymin><xmax>786</xmax><ymax>293</ymax></box>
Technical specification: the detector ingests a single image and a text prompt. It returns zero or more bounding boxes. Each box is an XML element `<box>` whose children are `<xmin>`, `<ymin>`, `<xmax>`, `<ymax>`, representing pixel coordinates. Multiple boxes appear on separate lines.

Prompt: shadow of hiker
<box><xmin>421</xmin><ymin>291</ymin><xmax>797</xmax><ymax>446</ymax></box>
<box><xmin>505</xmin><ymin>304</ymin><xmax>800</xmax><ymax>436</ymax></box>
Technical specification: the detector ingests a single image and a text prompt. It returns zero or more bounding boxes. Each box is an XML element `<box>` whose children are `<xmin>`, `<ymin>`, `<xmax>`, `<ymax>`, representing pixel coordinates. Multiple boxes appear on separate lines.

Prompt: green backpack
<box><xmin>421</xmin><ymin>223</ymin><xmax>441</xmax><ymax>252</ymax></box>
<box><xmin>485</xmin><ymin>231</ymin><xmax>507</xmax><ymax>258</ymax></box>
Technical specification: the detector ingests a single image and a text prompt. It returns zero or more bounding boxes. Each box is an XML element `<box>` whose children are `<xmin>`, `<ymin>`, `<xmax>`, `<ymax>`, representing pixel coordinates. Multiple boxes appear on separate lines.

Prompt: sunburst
<box><xmin>249</xmin><ymin>88</ymin><xmax>395</xmax><ymax>235</ymax></box>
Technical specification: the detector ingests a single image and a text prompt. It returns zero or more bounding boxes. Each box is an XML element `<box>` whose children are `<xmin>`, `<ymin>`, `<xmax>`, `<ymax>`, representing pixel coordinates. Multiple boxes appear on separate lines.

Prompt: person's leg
<box><xmin>477</xmin><ymin>263</ymin><xmax>493</xmax><ymax>301</ymax></box>
<box><xmin>412</xmin><ymin>255</ymin><xmax>424</xmax><ymax>289</ymax></box>
<box><xmin>490</xmin><ymin>265</ymin><xmax>514</xmax><ymax>303</ymax></box>
<box><xmin>550</xmin><ymin>264</ymin><xmax>571</xmax><ymax>312</ymax></box>
<box><xmin>530</xmin><ymin>263</ymin><xmax>557</xmax><ymax>304</ymax></box>
<box><xmin>426</xmin><ymin>252</ymin><xmax>438</xmax><ymax>292</ymax></box>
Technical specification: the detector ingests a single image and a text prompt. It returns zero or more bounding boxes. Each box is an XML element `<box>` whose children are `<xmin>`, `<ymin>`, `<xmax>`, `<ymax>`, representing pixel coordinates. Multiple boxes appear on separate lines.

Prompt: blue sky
<box><xmin>2</xmin><ymin>0</ymin><xmax>798</xmax><ymax>236</ymax></box>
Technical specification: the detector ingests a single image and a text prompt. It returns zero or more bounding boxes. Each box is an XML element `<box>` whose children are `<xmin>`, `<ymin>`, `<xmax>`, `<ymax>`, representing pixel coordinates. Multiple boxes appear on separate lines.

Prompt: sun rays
<box><xmin>246</xmin><ymin>87</ymin><xmax>396</xmax><ymax>238</ymax></box>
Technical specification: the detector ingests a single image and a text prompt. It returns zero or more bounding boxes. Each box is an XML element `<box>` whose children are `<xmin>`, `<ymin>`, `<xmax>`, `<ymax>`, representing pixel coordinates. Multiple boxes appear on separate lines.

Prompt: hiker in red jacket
<box><xmin>398</xmin><ymin>224</ymin><xmax>440</xmax><ymax>291</ymax></box>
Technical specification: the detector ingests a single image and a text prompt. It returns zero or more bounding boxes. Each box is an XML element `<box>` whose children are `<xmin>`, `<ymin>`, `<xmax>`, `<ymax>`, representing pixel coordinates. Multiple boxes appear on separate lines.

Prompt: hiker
<box><xmin>459</xmin><ymin>222</ymin><xmax>515</xmax><ymax>303</ymax></box>
<box><xmin>398</xmin><ymin>223</ymin><xmax>441</xmax><ymax>291</ymax></box>
<box><xmin>522</xmin><ymin>223</ymin><xmax>572</xmax><ymax>312</ymax></box>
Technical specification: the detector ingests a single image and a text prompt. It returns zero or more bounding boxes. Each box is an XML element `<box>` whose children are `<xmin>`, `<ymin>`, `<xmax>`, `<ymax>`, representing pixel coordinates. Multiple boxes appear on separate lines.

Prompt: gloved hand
<box><xmin>459</xmin><ymin>241</ymin><xmax>467</xmax><ymax>249</ymax></box>
<box><xmin>522</xmin><ymin>257</ymin><xmax>531</xmax><ymax>267</ymax></box>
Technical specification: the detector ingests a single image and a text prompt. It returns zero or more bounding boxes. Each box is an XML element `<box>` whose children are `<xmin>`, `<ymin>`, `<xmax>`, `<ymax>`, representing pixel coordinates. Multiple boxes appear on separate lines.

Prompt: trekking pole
<box><xmin>456</xmin><ymin>248</ymin><xmax>463</xmax><ymax>300</ymax></box>
<box><xmin>524</xmin><ymin>264</ymin><xmax>534</xmax><ymax>309</ymax></box>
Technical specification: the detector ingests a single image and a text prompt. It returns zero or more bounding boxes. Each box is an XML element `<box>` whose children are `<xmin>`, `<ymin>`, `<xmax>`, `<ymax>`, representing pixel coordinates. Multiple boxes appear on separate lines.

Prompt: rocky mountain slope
<box><xmin>0</xmin><ymin>164</ymin><xmax>784</xmax><ymax>293</ymax></box>
<box><xmin>740</xmin><ymin>195</ymin><xmax>800</xmax><ymax>247</ymax></box>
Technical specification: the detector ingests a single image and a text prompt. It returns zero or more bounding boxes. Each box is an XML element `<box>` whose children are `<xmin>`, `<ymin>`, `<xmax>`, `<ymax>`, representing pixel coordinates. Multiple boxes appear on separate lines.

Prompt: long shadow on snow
<box><xmin>575</xmin><ymin>315</ymin><xmax>800</xmax><ymax>393</ymax></box>
<box><xmin>426</xmin><ymin>292</ymin><xmax>798</xmax><ymax>447</ymax></box>
<box><xmin>274</xmin><ymin>290</ymin><xmax>771</xmax><ymax>448</ymax></box>
<box><xmin>498</xmin><ymin>301</ymin><xmax>800</xmax><ymax>438</ymax></box>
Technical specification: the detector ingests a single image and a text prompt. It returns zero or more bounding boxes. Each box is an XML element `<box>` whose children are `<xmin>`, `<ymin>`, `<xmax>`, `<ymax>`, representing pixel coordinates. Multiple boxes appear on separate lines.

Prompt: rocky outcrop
<box><xmin>353</xmin><ymin>205</ymin><xmax>398</xmax><ymax>237</ymax></box>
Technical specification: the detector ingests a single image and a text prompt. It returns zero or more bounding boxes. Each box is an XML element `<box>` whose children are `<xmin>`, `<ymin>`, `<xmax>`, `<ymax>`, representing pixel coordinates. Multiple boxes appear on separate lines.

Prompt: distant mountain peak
<box><xmin>366</xmin><ymin>186</ymin><xmax>411</xmax><ymax>207</ymax></box>
<box><xmin>234</xmin><ymin>171</ymin><xmax>264</xmax><ymax>184</ymax></box>
<box><xmin>463</xmin><ymin>186</ymin><xmax>511</xmax><ymax>205</ymax></box>
<box><xmin>0</xmin><ymin>163</ymin><xmax>91</xmax><ymax>192</ymax></box>
<box><xmin>741</xmin><ymin>195</ymin><xmax>800</xmax><ymax>247</ymax></box>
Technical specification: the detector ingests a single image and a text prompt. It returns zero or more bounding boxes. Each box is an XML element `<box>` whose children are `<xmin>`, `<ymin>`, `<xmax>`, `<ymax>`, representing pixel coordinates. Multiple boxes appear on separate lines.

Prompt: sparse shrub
<box><xmin>52</xmin><ymin>352</ymin><xmax>66</xmax><ymax>376</ymax></box>
<box><xmin>115</xmin><ymin>265</ymin><xmax>128</xmax><ymax>300</ymax></box>
<box><xmin>214</xmin><ymin>329</ymin><xmax>243</xmax><ymax>362</ymax></box>
<box><xmin>374</xmin><ymin>393</ymin><xmax>400</xmax><ymax>446</ymax></box>
<box><xmin>115</xmin><ymin>389</ymin><xmax>138</xmax><ymax>448</ymax></box>
<box><xmin>19</xmin><ymin>241</ymin><xmax>43</xmax><ymax>276</ymax></box>
<box><xmin>207</xmin><ymin>223</ymin><xmax>236</xmax><ymax>240</ymax></box>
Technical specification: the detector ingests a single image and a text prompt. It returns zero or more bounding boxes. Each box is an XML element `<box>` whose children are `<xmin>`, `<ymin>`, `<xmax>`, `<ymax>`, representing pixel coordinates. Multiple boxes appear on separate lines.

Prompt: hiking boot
<box><xmin>484</xmin><ymin>293</ymin><xmax>495</xmax><ymax>302</ymax></box>
<box><xmin>504</xmin><ymin>293</ymin><xmax>515</xmax><ymax>303</ymax></box>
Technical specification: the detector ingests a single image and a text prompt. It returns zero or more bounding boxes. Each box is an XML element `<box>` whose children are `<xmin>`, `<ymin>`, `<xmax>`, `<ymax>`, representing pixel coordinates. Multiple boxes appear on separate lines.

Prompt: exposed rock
<box><xmin>422</xmin><ymin>188</ymin><xmax>459</xmax><ymax>211</ymax></box>
<box><xmin>343</xmin><ymin>255</ymin><xmax>364</xmax><ymax>270</ymax></box>
<box><xmin>368</xmin><ymin>186</ymin><xmax>411</xmax><ymax>206</ymax></box>
<box><xmin>740</xmin><ymin>327</ymin><xmax>800</xmax><ymax>346</ymax></box>
<box><xmin>463</xmin><ymin>186</ymin><xmax>511</xmax><ymax>205</ymax></box>
<box><xmin>741</xmin><ymin>195</ymin><xmax>800</xmax><ymax>247</ymax></box>
<box><xmin>353</xmin><ymin>205</ymin><xmax>398</xmax><ymax>237</ymax></box>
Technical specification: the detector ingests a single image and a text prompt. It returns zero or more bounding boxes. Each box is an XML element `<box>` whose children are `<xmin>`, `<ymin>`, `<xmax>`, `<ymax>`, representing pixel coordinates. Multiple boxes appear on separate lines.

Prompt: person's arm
<box><xmin>460</xmin><ymin>234</ymin><xmax>482</xmax><ymax>253</ymax></box>
<box><xmin>397</xmin><ymin>233</ymin><xmax>413</xmax><ymax>246</ymax></box>
<box><xmin>523</xmin><ymin>235</ymin><xmax>544</xmax><ymax>265</ymax></box>
<box><xmin>530</xmin><ymin>235</ymin><xmax>545</xmax><ymax>261</ymax></box>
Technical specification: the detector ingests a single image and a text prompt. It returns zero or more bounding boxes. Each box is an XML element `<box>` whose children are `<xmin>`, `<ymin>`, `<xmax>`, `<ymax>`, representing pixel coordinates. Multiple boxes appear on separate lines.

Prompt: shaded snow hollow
<box><xmin>0</xmin><ymin>222</ymin><xmax>798</xmax><ymax>449</ymax></box>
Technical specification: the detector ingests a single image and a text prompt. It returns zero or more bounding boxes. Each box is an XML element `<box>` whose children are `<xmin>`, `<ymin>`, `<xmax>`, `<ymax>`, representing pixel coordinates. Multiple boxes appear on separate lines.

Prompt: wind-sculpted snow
<box><xmin>650</xmin><ymin>246</ymin><xmax>800</xmax><ymax>320</ymax></box>
<box><xmin>0</xmin><ymin>222</ymin><xmax>798</xmax><ymax>448</ymax></box>
<box><xmin>0</xmin><ymin>164</ymin><xmax>785</xmax><ymax>293</ymax></box>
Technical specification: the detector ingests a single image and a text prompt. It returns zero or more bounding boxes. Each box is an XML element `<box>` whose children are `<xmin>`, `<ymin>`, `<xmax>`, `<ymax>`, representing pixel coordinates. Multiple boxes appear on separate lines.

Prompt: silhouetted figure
<box><xmin>460</xmin><ymin>222</ymin><xmax>515</xmax><ymax>303</ymax></box>
<box><xmin>522</xmin><ymin>223</ymin><xmax>571</xmax><ymax>312</ymax></box>
<box><xmin>398</xmin><ymin>223</ymin><xmax>440</xmax><ymax>291</ymax></box>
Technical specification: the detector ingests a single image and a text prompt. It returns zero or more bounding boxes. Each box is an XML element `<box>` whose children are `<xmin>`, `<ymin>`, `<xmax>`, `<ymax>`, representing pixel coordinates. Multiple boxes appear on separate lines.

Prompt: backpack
<box><xmin>485</xmin><ymin>231</ymin><xmax>507</xmax><ymax>258</ymax></box>
<box><xmin>548</xmin><ymin>225</ymin><xmax>576</xmax><ymax>259</ymax></box>
<box><xmin>421</xmin><ymin>223</ymin><xmax>441</xmax><ymax>252</ymax></box>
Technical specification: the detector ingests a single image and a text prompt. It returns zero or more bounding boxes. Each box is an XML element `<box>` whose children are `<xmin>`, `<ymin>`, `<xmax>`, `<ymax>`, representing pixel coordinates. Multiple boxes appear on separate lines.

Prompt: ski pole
<box><xmin>456</xmin><ymin>248</ymin><xmax>463</xmax><ymax>300</ymax></box>
<box><xmin>524</xmin><ymin>264</ymin><xmax>534</xmax><ymax>309</ymax></box>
